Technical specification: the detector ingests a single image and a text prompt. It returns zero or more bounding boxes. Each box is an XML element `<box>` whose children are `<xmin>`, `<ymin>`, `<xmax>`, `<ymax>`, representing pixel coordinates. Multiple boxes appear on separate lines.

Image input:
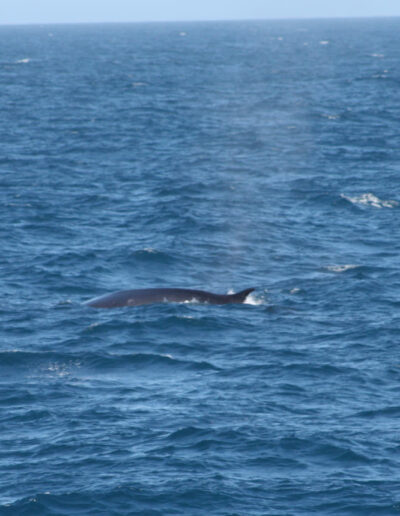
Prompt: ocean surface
<box><xmin>1</xmin><ymin>17</ymin><xmax>400</xmax><ymax>515</ymax></box>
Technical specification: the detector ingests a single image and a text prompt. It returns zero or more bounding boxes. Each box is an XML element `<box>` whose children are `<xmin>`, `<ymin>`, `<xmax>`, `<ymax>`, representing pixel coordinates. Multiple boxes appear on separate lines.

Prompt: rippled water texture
<box><xmin>1</xmin><ymin>18</ymin><xmax>400</xmax><ymax>515</ymax></box>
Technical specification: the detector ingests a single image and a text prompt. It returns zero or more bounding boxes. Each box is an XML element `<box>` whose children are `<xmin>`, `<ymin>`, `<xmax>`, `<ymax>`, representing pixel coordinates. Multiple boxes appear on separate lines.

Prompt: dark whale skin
<box><xmin>84</xmin><ymin>288</ymin><xmax>255</xmax><ymax>308</ymax></box>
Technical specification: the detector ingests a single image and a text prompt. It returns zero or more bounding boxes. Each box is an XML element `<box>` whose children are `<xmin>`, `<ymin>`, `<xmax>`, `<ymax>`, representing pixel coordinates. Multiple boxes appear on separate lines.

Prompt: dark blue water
<box><xmin>1</xmin><ymin>18</ymin><xmax>400</xmax><ymax>515</ymax></box>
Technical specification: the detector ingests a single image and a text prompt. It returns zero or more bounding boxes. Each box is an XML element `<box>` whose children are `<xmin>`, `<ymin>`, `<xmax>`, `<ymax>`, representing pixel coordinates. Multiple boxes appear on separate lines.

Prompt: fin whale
<box><xmin>84</xmin><ymin>287</ymin><xmax>255</xmax><ymax>309</ymax></box>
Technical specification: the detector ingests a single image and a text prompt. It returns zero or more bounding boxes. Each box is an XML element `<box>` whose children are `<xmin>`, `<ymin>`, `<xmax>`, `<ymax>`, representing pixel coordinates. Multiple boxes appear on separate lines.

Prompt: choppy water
<box><xmin>1</xmin><ymin>18</ymin><xmax>400</xmax><ymax>515</ymax></box>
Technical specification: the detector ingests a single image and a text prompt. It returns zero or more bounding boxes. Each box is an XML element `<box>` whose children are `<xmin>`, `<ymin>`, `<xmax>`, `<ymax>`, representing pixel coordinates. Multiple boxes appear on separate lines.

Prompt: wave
<box><xmin>83</xmin><ymin>351</ymin><xmax>220</xmax><ymax>373</ymax></box>
<box><xmin>279</xmin><ymin>436</ymin><xmax>371</xmax><ymax>465</ymax></box>
<box><xmin>352</xmin><ymin>406</ymin><xmax>400</xmax><ymax>419</ymax></box>
<box><xmin>0</xmin><ymin>350</ymin><xmax>219</xmax><ymax>375</ymax></box>
<box><xmin>3</xmin><ymin>482</ymin><xmax>397</xmax><ymax>516</ymax></box>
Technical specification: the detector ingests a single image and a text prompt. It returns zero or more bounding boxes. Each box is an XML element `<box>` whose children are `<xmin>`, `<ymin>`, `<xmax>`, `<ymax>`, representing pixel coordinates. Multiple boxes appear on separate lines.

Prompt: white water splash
<box><xmin>182</xmin><ymin>298</ymin><xmax>200</xmax><ymax>304</ymax></box>
<box><xmin>341</xmin><ymin>193</ymin><xmax>398</xmax><ymax>209</ymax></box>
<box><xmin>244</xmin><ymin>292</ymin><xmax>264</xmax><ymax>305</ymax></box>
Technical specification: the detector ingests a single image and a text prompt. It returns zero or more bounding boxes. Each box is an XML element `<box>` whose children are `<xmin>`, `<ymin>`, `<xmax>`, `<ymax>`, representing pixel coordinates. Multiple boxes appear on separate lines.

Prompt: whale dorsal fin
<box><xmin>231</xmin><ymin>288</ymin><xmax>255</xmax><ymax>303</ymax></box>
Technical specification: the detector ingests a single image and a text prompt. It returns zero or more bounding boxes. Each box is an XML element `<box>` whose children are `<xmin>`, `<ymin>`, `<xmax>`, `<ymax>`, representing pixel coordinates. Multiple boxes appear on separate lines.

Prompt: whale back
<box><xmin>84</xmin><ymin>287</ymin><xmax>255</xmax><ymax>308</ymax></box>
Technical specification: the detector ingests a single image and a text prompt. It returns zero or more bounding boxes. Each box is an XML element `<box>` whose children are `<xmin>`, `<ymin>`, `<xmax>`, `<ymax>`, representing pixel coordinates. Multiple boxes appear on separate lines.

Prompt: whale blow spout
<box><xmin>84</xmin><ymin>287</ymin><xmax>255</xmax><ymax>309</ymax></box>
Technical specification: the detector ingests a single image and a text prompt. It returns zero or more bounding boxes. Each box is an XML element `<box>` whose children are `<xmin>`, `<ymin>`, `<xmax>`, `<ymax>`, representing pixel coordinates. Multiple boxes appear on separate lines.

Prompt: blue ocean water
<box><xmin>1</xmin><ymin>17</ymin><xmax>400</xmax><ymax>515</ymax></box>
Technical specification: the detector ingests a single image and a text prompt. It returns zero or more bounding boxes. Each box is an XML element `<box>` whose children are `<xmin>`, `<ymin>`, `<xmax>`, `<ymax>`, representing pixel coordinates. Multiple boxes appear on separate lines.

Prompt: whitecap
<box><xmin>322</xmin><ymin>113</ymin><xmax>339</xmax><ymax>120</ymax></box>
<box><xmin>324</xmin><ymin>264</ymin><xmax>359</xmax><ymax>273</ymax></box>
<box><xmin>56</xmin><ymin>299</ymin><xmax>72</xmax><ymax>306</ymax></box>
<box><xmin>341</xmin><ymin>193</ymin><xmax>398</xmax><ymax>209</ymax></box>
<box><xmin>85</xmin><ymin>322</ymin><xmax>101</xmax><ymax>330</ymax></box>
<box><xmin>46</xmin><ymin>363</ymin><xmax>72</xmax><ymax>378</ymax></box>
<box><xmin>372</xmin><ymin>72</ymin><xmax>388</xmax><ymax>79</ymax></box>
<box><xmin>320</xmin><ymin>40</ymin><xmax>329</xmax><ymax>45</ymax></box>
